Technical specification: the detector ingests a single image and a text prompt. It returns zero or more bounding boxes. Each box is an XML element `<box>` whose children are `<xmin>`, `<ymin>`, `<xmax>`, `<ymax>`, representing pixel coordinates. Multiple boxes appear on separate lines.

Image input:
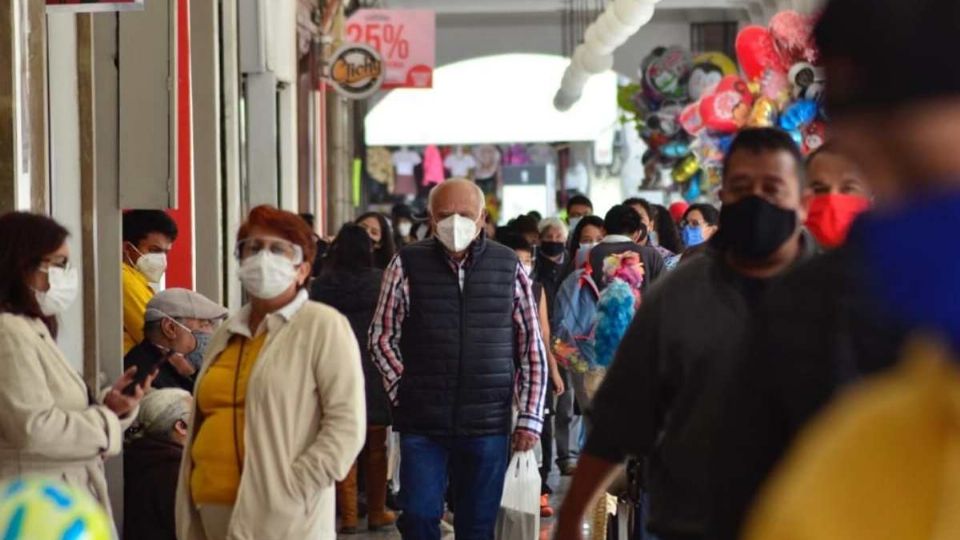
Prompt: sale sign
<box><xmin>346</xmin><ymin>10</ymin><xmax>436</xmax><ymax>90</ymax></box>
<box><xmin>46</xmin><ymin>0</ymin><xmax>144</xmax><ymax>12</ymax></box>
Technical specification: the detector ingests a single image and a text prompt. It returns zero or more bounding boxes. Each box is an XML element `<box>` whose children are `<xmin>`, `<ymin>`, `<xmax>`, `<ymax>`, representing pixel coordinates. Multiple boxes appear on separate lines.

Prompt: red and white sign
<box><xmin>346</xmin><ymin>10</ymin><xmax>435</xmax><ymax>90</ymax></box>
<box><xmin>46</xmin><ymin>0</ymin><xmax>144</xmax><ymax>13</ymax></box>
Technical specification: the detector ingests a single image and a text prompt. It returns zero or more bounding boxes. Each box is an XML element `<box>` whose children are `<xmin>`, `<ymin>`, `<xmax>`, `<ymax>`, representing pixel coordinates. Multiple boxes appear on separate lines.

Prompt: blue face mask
<box><xmin>187</xmin><ymin>331</ymin><xmax>213</xmax><ymax>370</ymax></box>
<box><xmin>649</xmin><ymin>230</ymin><xmax>660</xmax><ymax>246</ymax></box>
<box><xmin>682</xmin><ymin>225</ymin><xmax>705</xmax><ymax>248</ymax></box>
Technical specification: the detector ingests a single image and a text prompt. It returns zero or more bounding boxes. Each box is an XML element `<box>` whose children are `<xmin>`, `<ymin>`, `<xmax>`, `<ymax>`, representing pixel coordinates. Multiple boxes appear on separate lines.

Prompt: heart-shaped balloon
<box><xmin>699</xmin><ymin>75</ymin><xmax>755</xmax><ymax>133</ymax></box>
<box><xmin>736</xmin><ymin>26</ymin><xmax>787</xmax><ymax>82</ymax></box>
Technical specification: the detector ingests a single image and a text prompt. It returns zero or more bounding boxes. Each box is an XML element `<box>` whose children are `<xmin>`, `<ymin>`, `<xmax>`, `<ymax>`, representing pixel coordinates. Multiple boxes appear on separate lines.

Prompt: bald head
<box><xmin>428</xmin><ymin>178</ymin><xmax>486</xmax><ymax>222</ymax></box>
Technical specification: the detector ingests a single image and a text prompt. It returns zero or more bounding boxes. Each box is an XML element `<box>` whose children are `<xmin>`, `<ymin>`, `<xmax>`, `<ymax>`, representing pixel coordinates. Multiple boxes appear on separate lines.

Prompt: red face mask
<box><xmin>805</xmin><ymin>194</ymin><xmax>871</xmax><ymax>248</ymax></box>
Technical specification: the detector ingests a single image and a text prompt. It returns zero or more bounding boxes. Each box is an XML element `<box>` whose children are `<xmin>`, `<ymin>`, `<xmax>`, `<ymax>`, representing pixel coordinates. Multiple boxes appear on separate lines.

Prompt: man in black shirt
<box><xmin>556</xmin><ymin>128</ymin><xmax>818</xmax><ymax>540</ymax></box>
<box><xmin>124</xmin><ymin>288</ymin><xmax>227</xmax><ymax>393</ymax></box>
<box><xmin>588</xmin><ymin>205</ymin><xmax>666</xmax><ymax>292</ymax></box>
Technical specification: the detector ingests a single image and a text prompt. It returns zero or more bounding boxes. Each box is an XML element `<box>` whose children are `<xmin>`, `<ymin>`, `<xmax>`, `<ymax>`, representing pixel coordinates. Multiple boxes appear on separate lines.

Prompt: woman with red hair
<box><xmin>176</xmin><ymin>206</ymin><xmax>366</xmax><ymax>540</ymax></box>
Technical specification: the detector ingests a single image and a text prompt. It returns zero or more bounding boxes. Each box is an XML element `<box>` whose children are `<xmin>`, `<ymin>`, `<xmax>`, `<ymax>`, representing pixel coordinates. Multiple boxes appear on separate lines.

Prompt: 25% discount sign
<box><xmin>346</xmin><ymin>10</ymin><xmax>436</xmax><ymax>89</ymax></box>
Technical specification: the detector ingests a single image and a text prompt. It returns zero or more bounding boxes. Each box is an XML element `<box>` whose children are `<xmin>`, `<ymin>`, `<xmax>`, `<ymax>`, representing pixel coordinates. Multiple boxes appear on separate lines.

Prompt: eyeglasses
<box><xmin>235</xmin><ymin>236</ymin><xmax>304</xmax><ymax>264</ymax></box>
<box><xmin>39</xmin><ymin>258</ymin><xmax>72</xmax><ymax>272</ymax></box>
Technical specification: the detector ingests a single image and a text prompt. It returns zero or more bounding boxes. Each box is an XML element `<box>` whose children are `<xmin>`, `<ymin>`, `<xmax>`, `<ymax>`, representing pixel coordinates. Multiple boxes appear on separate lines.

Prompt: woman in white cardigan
<box><xmin>0</xmin><ymin>212</ymin><xmax>152</xmax><ymax>526</ymax></box>
<box><xmin>176</xmin><ymin>206</ymin><xmax>366</xmax><ymax>540</ymax></box>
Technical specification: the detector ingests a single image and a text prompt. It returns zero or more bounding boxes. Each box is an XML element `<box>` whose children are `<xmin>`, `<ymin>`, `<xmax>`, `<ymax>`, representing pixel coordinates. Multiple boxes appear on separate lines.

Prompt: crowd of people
<box><xmin>1</xmin><ymin>0</ymin><xmax>960</xmax><ymax>539</ymax></box>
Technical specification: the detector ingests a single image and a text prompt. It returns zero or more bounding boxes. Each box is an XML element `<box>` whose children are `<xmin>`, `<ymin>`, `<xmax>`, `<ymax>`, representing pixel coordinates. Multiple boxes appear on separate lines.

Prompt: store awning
<box><xmin>364</xmin><ymin>53</ymin><xmax>619</xmax><ymax>146</ymax></box>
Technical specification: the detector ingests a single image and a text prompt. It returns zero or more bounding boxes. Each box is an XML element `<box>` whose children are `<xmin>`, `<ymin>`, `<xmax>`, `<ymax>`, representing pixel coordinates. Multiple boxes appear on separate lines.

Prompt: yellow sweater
<box><xmin>191</xmin><ymin>332</ymin><xmax>268</xmax><ymax>505</ymax></box>
<box><xmin>122</xmin><ymin>262</ymin><xmax>154</xmax><ymax>354</ymax></box>
<box><xmin>745</xmin><ymin>338</ymin><xmax>960</xmax><ymax>540</ymax></box>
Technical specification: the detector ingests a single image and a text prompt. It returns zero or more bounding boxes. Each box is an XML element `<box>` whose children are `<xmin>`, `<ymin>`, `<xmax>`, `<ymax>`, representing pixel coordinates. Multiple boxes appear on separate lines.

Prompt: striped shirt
<box><xmin>369</xmin><ymin>250</ymin><xmax>548</xmax><ymax>435</ymax></box>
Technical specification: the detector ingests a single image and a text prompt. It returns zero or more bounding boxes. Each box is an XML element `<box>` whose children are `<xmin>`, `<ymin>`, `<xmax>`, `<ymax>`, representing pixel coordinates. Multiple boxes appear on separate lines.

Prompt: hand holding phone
<box><xmin>105</xmin><ymin>366</ymin><xmax>157</xmax><ymax>418</ymax></box>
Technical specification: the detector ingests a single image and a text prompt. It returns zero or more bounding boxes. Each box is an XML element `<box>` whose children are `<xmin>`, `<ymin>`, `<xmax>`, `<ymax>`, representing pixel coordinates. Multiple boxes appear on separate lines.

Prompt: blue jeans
<box><xmin>398</xmin><ymin>434</ymin><xmax>510</xmax><ymax>540</ymax></box>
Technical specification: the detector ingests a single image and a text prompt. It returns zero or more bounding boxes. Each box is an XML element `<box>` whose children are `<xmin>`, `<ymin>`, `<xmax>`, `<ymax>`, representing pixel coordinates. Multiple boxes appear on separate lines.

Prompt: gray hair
<box><xmin>427</xmin><ymin>178</ymin><xmax>485</xmax><ymax>216</ymax></box>
<box><xmin>538</xmin><ymin>217</ymin><xmax>568</xmax><ymax>238</ymax></box>
<box><xmin>131</xmin><ymin>388</ymin><xmax>192</xmax><ymax>442</ymax></box>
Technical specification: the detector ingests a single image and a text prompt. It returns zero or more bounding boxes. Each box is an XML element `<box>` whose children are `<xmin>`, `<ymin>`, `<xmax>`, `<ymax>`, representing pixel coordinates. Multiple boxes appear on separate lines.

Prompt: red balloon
<box><xmin>699</xmin><ymin>76</ymin><xmax>755</xmax><ymax>133</ymax></box>
<box><xmin>736</xmin><ymin>26</ymin><xmax>787</xmax><ymax>81</ymax></box>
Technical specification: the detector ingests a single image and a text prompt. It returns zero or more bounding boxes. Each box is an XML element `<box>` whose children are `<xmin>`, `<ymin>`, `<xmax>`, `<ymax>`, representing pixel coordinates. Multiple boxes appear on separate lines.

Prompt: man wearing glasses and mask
<box><xmin>124</xmin><ymin>288</ymin><xmax>228</xmax><ymax>393</ymax></box>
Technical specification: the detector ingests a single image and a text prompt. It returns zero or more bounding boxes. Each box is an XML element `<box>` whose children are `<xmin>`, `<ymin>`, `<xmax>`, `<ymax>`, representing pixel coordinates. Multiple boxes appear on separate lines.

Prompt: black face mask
<box><xmin>539</xmin><ymin>241</ymin><xmax>565</xmax><ymax>257</ymax></box>
<box><xmin>717</xmin><ymin>196</ymin><xmax>798</xmax><ymax>260</ymax></box>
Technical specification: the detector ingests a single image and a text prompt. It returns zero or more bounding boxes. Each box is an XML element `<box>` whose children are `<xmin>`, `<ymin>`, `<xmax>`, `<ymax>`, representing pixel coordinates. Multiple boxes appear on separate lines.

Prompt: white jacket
<box><xmin>175</xmin><ymin>298</ymin><xmax>366</xmax><ymax>540</ymax></box>
<box><xmin>0</xmin><ymin>314</ymin><xmax>129</xmax><ymax>521</ymax></box>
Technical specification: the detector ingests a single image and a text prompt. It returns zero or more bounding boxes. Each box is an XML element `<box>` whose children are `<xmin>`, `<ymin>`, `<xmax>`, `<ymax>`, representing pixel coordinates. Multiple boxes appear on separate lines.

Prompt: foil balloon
<box><xmin>661</xmin><ymin>139</ymin><xmax>691</xmax><ymax>160</ymax></box>
<box><xmin>779</xmin><ymin>99</ymin><xmax>819</xmax><ymax>131</ymax></box>
<box><xmin>803</xmin><ymin>121</ymin><xmax>827</xmax><ymax>155</ymax></box>
<box><xmin>688</xmin><ymin>62</ymin><xmax>725</xmax><ymax>102</ymax></box>
<box><xmin>699</xmin><ymin>75</ymin><xmax>755</xmax><ymax>133</ymax></box>
<box><xmin>787</xmin><ymin>129</ymin><xmax>804</xmax><ymax>148</ymax></box>
<box><xmin>747</xmin><ymin>98</ymin><xmax>779</xmax><ymax>127</ymax></box>
<box><xmin>693</xmin><ymin>51</ymin><xmax>738</xmax><ymax>76</ymax></box>
<box><xmin>769</xmin><ymin>10</ymin><xmax>818</xmax><ymax>65</ymax></box>
<box><xmin>760</xmin><ymin>68</ymin><xmax>791</xmax><ymax>103</ymax></box>
<box><xmin>653</xmin><ymin>101</ymin><xmax>686</xmax><ymax>137</ymax></box>
<box><xmin>736</xmin><ymin>26</ymin><xmax>787</xmax><ymax>82</ymax></box>
<box><xmin>788</xmin><ymin>62</ymin><xmax>827</xmax><ymax>102</ymax></box>
<box><xmin>672</xmin><ymin>155</ymin><xmax>700</xmax><ymax>184</ymax></box>
<box><xmin>683</xmin><ymin>175</ymin><xmax>702</xmax><ymax>201</ymax></box>
<box><xmin>641</xmin><ymin>46</ymin><xmax>693</xmax><ymax>103</ymax></box>
<box><xmin>680</xmin><ymin>102</ymin><xmax>705</xmax><ymax>135</ymax></box>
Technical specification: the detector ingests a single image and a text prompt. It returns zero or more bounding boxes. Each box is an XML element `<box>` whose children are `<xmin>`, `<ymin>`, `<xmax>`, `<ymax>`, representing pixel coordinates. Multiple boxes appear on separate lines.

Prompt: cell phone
<box><xmin>122</xmin><ymin>350</ymin><xmax>172</xmax><ymax>396</ymax></box>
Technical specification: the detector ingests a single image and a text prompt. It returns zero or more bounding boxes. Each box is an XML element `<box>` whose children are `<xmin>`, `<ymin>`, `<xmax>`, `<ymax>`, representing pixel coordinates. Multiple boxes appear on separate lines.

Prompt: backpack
<box><xmin>552</xmin><ymin>250</ymin><xmax>645</xmax><ymax>373</ymax></box>
<box><xmin>552</xmin><ymin>263</ymin><xmax>601</xmax><ymax>373</ymax></box>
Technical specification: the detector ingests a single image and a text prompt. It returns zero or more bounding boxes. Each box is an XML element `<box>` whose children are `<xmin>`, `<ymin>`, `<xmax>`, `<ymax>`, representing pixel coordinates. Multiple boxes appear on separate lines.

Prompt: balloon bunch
<box><xmin>620</xmin><ymin>10</ymin><xmax>826</xmax><ymax>202</ymax></box>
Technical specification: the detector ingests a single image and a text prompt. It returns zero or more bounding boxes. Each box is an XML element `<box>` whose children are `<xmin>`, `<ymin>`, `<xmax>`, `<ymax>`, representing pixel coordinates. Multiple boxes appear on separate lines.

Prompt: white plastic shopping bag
<box><xmin>495</xmin><ymin>450</ymin><xmax>541</xmax><ymax>540</ymax></box>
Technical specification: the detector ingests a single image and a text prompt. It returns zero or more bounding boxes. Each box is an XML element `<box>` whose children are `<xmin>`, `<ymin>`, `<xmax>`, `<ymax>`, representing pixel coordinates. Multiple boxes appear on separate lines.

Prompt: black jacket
<box><xmin>396</xmin><ymin>237</ymin><xmax>518</xmax><ymax>437</ymax></box>
<box><xmin>124</xmin><ymin>341</ymin><xmax>195</xmax><ymax>393</ymax></box>
<box><xmin>707</xmin><ymin>245</ymin><xmax>908</xmax><ymax>540</ymax></box>
<box><xmin>311</xmin><ymin>267</ymin><xmax>392</xmax><ymax>426</ymax></box>
<box><xmin>534</xmin><ymin>255</ymin><xmax>565</xmax><ymax>327</ymax></box>
<box><xmin>124</xmin><ymin>437</ymin><xmax>183</xmax><ymax>540</ymax></box>
<box><xmin>584</xmin><ymin>239</ymin><xmax>818</xmax><ymax>537</ymax></box>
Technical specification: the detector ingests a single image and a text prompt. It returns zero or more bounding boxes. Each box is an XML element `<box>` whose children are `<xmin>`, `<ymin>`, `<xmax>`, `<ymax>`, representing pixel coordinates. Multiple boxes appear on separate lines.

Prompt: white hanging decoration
<box><xmin>555</xmin><ymin>0</ymin><xmax>663</xmax><ymax>111</ymax></box>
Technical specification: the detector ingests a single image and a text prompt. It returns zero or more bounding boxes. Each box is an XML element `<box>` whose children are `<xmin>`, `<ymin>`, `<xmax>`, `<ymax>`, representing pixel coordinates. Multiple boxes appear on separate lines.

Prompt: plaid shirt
<box><xmin>369</xmin><ymin>250</ymin><xmax>548</xmax><ymax>435</ymax></box>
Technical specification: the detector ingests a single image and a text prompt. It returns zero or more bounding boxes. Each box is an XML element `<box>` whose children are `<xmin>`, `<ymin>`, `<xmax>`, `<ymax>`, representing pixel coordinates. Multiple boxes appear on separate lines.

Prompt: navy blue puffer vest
<box><xmin>397</xmin><ymin>237</ymin><xmax>518</xmax><ymax>437</ymax></box>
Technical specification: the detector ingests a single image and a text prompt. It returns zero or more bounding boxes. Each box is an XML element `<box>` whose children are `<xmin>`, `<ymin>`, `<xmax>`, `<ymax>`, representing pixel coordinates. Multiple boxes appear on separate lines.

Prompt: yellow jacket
<box><xmin>745</xmin><ymin>339</ymin><xmax>960</xmax><ymax>540</ymax></box>
<box><xmin>176</xmin><ymin>295</ymin><xmax>366</xmax><ymax>540</ymax></box>
<box><xmin>122</xmin><ymin>262</ymin><xmax>154</xmax><ymax>354</ymax></box>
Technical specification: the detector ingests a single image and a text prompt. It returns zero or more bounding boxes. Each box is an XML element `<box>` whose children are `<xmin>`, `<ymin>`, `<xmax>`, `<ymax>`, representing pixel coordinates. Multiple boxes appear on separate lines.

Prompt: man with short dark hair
<box><xmin>122</xmin><ymin>210</ymin><xmax>179</xmax><ymax>354</ymax></box>
<box><xmin>587</xmin><ymin>204</ymin><xmax>666</xmax><ymax>292</ymax></box>
<box><xmin>708</xmin><ymin>0</ymin><xmax>960</xmax><ymax>536</ymax></box>
<box><xmin>566</xmin><ymin>195</ymin><xmax>593</xmax><ymax>226</ymax></box>
<box><xmin>556</xmin><ymin>128</ymin><xmax>819</xmax><ymax>540</ymax></box>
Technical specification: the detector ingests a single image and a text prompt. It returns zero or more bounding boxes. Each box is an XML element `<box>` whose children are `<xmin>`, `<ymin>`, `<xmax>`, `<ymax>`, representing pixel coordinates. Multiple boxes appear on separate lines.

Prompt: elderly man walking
<box><xmin>371</xmin><ymin>179</ymin><xmax>548</xmax><ymax>540</ymax></box>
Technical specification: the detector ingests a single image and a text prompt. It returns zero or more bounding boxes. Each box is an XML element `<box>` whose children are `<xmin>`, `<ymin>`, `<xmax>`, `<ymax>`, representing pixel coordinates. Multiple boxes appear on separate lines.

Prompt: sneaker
<box><xmin>540</xmin><ymin>494</ymin><xmax>555</xmax><ymax>518</ymax></box>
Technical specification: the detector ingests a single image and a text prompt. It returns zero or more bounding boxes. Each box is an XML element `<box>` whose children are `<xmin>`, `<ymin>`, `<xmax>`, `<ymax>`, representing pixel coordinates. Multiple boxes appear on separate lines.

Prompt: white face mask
<box><xmin>568</xmin><ymin>216</ymin><xmax>583</xmax><ymax>232</ymax></box>
<box><xmin>522</xmin><ymin>264</ymin><xmax>533</xmax><ymax>277</ymax></box>
<box><xmin>436</xmin><ymin>215</ymin><xmax>479</xmax><ymax>253</ymax></box>
<box><xmin>36</xmin><ymin>266</ymin><xmax>79</xmax><ymax>316</ymax></box>
<box><xmin>397</xmin><ymin>221</ymin><xmax>413</xmax><ymax>238</ymax></box>
<box><xmin>238</xmin><ymin>251</ymin><xmax>299</xmax><ymax>300</ymax></box>
<box><xmin>129</xmin><ymin>244</ymin><xmax>168</xmax><ymax>283</ymax></box>
<box><xmin>579</xmin><ymin>241</ymin><xmax>599</xmax><ymax>252</ymax></box>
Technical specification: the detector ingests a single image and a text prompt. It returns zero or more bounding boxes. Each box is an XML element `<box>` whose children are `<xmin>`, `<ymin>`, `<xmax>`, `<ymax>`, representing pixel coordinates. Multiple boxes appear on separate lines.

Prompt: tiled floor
<box><xmin>342</xmin><ymin>476</ymin><xmax>571</xmax><ymax>540</ymax></box>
